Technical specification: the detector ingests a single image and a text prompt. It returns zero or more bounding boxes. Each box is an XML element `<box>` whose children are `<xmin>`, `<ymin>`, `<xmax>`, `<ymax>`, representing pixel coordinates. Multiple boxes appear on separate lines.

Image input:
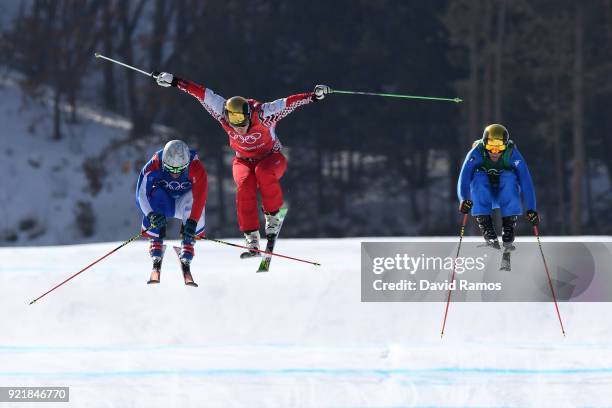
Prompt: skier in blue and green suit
<box><xmin>457</xmin><ymin>124</ymin><xmax>540</xmax><ymax>249</ymax></box>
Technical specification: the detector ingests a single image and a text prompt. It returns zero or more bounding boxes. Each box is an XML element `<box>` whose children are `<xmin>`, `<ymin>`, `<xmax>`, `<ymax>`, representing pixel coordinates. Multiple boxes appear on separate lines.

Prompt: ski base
<box><xmin>256</xmin><ymin>208</ymin><xmax>288</xmax><ymax>273</ymax></box>
<box><xmin>240</xmin><ymin>251</ymin><xmax>261</xmax><ymax>259</ymax></box>
<box><xmin>256</xmin><ymin>235</ymin><xmax>276</xmax><ymax>273</ymax></box>
<box><xmin>499</xmin><ymin>244</ymin><xmax>515</xmax><ymax>271</ymax></box>
<box><xmin>499</xmin><ymin>251</ymin><xmax>512</xmax><ymax>271</ymax></box>
<box><xmin>147</xmin><ymin>245</ymin><xmax>166</xmax><ymax>284</ymax></box>
<box><xmin>173</xmin><ymin>246</ymin><xmax>198</xmax><ymax>287</ymax></box>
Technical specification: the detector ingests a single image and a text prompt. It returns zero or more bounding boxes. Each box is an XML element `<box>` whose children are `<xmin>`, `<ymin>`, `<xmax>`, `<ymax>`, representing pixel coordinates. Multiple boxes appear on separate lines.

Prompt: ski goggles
<box><xmin>484</xmin><ymin>143</ymin><xmax>506</xmax><ymax>154</ymax></box>
<box><xmin>163</xmin><ymin>163</ymin><xmax>189</xmax><ymax>174</ymax></box>
<box><xmin>226</xmin><ymin>111</ymin><xmax>249</xmax><ymax>127</ymax></box>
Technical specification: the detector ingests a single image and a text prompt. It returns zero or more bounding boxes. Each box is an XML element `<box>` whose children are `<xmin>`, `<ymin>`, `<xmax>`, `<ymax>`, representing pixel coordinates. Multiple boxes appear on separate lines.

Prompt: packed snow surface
<box><xmin>2</xmin><ymin>237</ymin><xmax>612</xmax><ymax>407</ymax></box>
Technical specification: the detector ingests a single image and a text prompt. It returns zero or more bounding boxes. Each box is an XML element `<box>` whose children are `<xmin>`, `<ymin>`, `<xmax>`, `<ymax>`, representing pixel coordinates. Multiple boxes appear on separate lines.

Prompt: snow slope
<box><xmin>2</xmin><ymin>237</ymin><xmax>612</xmax><ymax>407</ymax></box>
<box><xmin>0</xmin><ymin>75</ymin><xmax>153</xmax><ymax>246</ymax></box>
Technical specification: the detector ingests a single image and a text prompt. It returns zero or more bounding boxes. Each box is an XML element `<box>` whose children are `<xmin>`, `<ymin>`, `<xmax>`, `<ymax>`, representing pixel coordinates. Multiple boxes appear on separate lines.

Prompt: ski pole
<box><xmin>331</xmin><ymin>89</ymin><xmax>463</xmax><ymax>103</ymax></box>
<box><xmin>533</xmin><ymin>226</ymin><xmax>566</xmax><ymax>336</ymax></box>
<box><xmin>441</xmin><ymin>213</ymin><xmax>469</xmax><ymax>338</ymax></box>
<box><xmin>94</xmin><ymin>52</ymin><xmax>157</xmax><ymax>79</ymax></box>
<box><xmin>198</xmin><ymin>236</ymin><xmax>321</xmax><ymax>266</ymax></box>
<box><xmin>29</xmin><ymin>227</ymin><xmax>153</xmax><ymax>305</ymax></box>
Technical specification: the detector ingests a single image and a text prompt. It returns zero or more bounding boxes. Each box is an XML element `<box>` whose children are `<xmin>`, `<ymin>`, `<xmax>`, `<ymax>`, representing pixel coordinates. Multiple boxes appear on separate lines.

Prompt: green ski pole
<box><xmin>331</xmin><ymin>89</ymin><xmax>462</xmax><ymax>103</ymax></box>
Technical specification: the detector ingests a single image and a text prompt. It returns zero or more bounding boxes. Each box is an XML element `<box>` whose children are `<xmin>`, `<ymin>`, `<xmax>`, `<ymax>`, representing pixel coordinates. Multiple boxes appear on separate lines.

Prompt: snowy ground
<box><xmin>2</xmin><ymin>237</ymin><xmax>612</xmax><ymax>407</ymax></box>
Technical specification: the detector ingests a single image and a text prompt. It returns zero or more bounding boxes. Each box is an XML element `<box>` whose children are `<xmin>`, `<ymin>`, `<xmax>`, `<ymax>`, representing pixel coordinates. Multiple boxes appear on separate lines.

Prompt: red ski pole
<box><xmin>198</xmin><ymin>236</ymin><xmax>320</xmax><ymax>266</ymax></box>
<box><xmin>533</xmin><ymin>226</ymin><xmax>566</xmax><ymax>336</ymax></box>
<box><xmin>441</xmin><ymin>213</ymin><xmax>469</xmax><ymax>338</ymax></box>
<box><xmin>29</xmin><ymin>227</ymin><xmax>152</xmax><ymax>305</ymax></box>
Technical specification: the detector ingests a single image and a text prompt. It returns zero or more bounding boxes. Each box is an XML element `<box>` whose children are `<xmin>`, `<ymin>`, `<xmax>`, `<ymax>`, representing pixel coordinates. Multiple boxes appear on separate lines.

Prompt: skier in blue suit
<box><xmin>457</xmin><ymin>124</ymin><xmax>540</xmax><ymax>249</ymax></box>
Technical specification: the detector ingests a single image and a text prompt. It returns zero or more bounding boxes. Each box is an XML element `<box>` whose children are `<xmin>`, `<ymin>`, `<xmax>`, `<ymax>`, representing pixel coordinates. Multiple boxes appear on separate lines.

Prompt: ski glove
<box><xmin>313</xmin><ymin>84</ymin><xmax>331</xmax><ymax>100</ymax></box>
<box><xmin>148</xmin><ymin>212</ymin><xmax>167</xmax><ymax>228</ymax></box>
<box><xmin>182</xmin><ymin>218</ymin><xmax>198</xmax><ymax>240</ymax></box>
<box><xmin>154</xmin><ymin>72</ymin><xmax>174</xmax><ymax>87</ymax></box>
<box><xmin>526</xmin><ymin>210</ymin><xmax>539</xmax><ymax>226</ymax></box>
<box><xmin>459</xmin><ymin>199</ymin><xmax>473</xmax><ymax>214</ymax></box>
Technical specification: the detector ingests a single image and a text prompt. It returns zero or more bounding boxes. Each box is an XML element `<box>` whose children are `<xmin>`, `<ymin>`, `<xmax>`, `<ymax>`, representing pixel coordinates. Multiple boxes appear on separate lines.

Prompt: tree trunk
<box><xmin>102</xmin><ymin>1</ymin><xmax>117</xmax><ymax>111</ymax></box>
<box><xmin>481</xmin><ymin>0</ymin><xmax>493</xmax><ymax>124</ymax></box>
<box><xmin>53</xmin><ymin>86</ymin><xmax>62</xmax><ymax>140</ymax></box>
<box><xmin>493</xmin><ymin>0</ymin><xmax>506</xmax><ymax>122</ymax></box>
<box><xmin>467</xmin><ymin>4</ymin><xmax>480</xmax><ymax>144</ymax></box>
<box><xmin>552</xmin><ymin>62</ymin><xmax>566</xmax><ymax>233</ymax></box>
<box><xmin>118</xmin><ymin>0</ymin><xmax>148</xmax><ymax>138</ymax></box>
<box><xmin>570</xmin><ymin>4</ymin><xmax>585</xmax><ymax>234</ymax></box>
<box><xmin>585</xmin><ymin>161</ymin><xmax>594</xmax><ymax>228</ymax></box>
<box><xmin>216</xmin><ymin>148</ymin><xmax>227</xmax><ymax>228</ymax></box>
<box><xmin>68</xmin><ymin>89</ymin><xmax>78</xmax><ymax>123</ymax></box>
<box><xmin>316</xmin><ymin>139</ymin><xmax>324</xmax><ymax>216</ymax></box>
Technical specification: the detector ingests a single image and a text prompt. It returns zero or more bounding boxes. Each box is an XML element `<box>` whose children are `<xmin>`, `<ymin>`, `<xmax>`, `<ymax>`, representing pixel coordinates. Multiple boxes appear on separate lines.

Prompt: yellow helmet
<box><xmin>224</xmin><ymin>96</ymin><xmax>251</xmax><ymax>127</ymax></box>
<box><xmin>482</xmin><ymin>124</ymin><xmax>509</xmax><ymax>153</ymax></box>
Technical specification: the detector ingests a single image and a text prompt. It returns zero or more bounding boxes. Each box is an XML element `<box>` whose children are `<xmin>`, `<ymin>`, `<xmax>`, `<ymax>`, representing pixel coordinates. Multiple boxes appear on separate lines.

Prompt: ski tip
<box><xmin>94</xmin><ymin>52</ymin><xmax>100</xmax><ymax>58</ymax></box>
<box><xmin>185</xmin><ymin>282</ymin><xmax>198</xmax><ymax>287</ymax></box>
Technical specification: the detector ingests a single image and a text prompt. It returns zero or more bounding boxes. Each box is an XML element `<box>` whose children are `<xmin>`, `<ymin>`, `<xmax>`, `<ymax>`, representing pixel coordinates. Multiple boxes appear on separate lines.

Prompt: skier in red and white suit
<box><xmin>154</xmin><ymin>71</ymin><xmax>330</xmax><ymax>252</ymax></box>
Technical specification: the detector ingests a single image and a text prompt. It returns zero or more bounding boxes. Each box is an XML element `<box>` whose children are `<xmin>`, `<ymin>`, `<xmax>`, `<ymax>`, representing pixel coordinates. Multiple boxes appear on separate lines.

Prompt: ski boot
<box><xmin>501</xmin><ymin>216</ymin><xmax>518</xmax><ymax>251</ymax></box>
<box><xmin>264</xmin><ymin>210</ymin><xmax>282</xmax><ymax>238</ymax></box>
<box><xmin>178</xmin><ymin>235</ymin><xmax>198</xmax><ymax>287</ymax></box>
<box><xmin>240</xmin><ymin>230</ymin><xmax>261</xmax><ymax>258</ymax></box>
<box><xmin>147</xmin><ymin>238</ymin><xmax>165</xmax><ymax>284</ymax></box>
<box><xmin>475</xmin><ymin>215</ymin><xmax>501</xmax><ymax>250</ymax></box>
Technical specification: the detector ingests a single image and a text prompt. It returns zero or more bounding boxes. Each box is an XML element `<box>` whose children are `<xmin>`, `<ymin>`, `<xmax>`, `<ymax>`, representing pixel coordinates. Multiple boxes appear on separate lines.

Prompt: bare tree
<box><xmin>493</xmin><ymin>0</ymin><xmax>506</xmax><ymax>122</ymax></box>
<box><xmin>570</xmin><ymin>3</ymin><xmax>585</xmax><ymax>234</ymax></box>
<box><xmin>8</xmin><ymin>0</ymin><xmax>102</xmax><ymax>140</ymax></box>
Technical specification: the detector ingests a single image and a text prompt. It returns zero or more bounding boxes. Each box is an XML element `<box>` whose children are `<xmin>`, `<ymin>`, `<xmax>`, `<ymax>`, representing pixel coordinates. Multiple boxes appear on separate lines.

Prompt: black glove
<box><xmin>148</xmin><ymin>212</ymin><xmax>166</xmax><ymax>228</ymax></box>
<box><xmin>182</xmin><ymin>218</ymin><xmax>198</xmax><ymax>240</ymax></box>
<box><xmin>459</xmin><ymin>199</ymin><xmax>473</xmax><ymax>214</ymax></box>
<box><xmin>526</xmin><ymin>210</ymin><xmax>540</xmax><ymax>226</ymax></box>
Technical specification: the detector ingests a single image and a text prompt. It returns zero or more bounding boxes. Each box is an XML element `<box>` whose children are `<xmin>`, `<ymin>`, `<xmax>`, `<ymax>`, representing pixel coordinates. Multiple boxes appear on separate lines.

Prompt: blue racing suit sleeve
<box><xmin>457</xmin><ymin>146</ymin><xmax>483</xmax><ymax>201</ymax></box>
<box><xmin>510</xmin><ymin>148</ymin><xmax>537</xmax><ymax>211</ymax></box>
<box><xmin>135</xmin><ymin>153</ymin><xmax>161</xmax><ymax>216</ymax></box>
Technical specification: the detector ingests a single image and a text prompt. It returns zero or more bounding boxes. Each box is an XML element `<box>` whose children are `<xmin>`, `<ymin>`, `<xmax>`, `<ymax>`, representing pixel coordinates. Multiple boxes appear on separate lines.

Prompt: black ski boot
<box><xmin>475</xmin><ymin>215</ymin><xmax>500</xmax><ymax>249</ymax></box>
<box><xmin>501</xmin><ymin>216</ymin><xmax>518</xmax><ymax>251</ymax></box>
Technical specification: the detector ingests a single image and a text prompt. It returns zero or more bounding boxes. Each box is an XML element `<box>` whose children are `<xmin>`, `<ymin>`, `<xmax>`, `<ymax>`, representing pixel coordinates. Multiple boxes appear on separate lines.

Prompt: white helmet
<box><xmin>162</xmin><ymin>140</ymin><xmax>190</xmax><ymax>174</ymax></box>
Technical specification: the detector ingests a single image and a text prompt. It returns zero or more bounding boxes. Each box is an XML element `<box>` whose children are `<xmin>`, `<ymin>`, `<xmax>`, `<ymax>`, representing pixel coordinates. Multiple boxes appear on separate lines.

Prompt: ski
<box><xmin>499</xmin><ymin>250</ymin><xmax>511</xmax><ymax>271</ymax></box>
<box><xmin>240</xmin><ymin>249</ymin><xmax>261</xmax><ymax>259</ymax></box>
<box><xmin>499</xmin><ymin>244</ymin><xmax>515</xmax><ymax>271</ymax></box>
<box><xmin>172</xmin><ymin>246</ymin><xmax>198</xmax><ymax>287</ymax></box>
<box><xmin>257</xmin><ymin>208</ymin><xmax>288</xmax><ymax>273</ymax></box>
<box><xmin>147</xmin><ymin>245</ymin><xmax>166</xmax><ymax>284</ymax></box>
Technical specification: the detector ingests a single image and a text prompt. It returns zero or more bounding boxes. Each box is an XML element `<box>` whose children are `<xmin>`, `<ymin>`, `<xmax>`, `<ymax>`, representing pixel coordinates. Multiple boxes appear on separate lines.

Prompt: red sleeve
<box><xmin>187</xmin><ymin>159</ymin><xmax>208</xmax><ymax>221</ymax></box>
<box><xmin>174</xmin><ymin>77</ymin><xmax>226</xmax><ymax>122</ymax></box>
<box><xmin>260</xmin><ymin>92</ymin><xmax>315</xmax><ymax>127</ymax></box>
<box><xmin>175</xmin><ymin>77</ymin><xmax>205</xmax><ymax>101</ymax></box>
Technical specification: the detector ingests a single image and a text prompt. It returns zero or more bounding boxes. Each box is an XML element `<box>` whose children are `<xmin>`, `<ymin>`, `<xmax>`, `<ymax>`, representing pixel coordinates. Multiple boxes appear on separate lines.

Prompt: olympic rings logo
<box><xmin>158</xmin><ymin>180</ymin><xmax>192</xmax><ymax>191</ymax></box>
<box><xmin>229</xmin><ymin>131</ymin><xmax>262</xmax><ymax>144</ymax></box>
